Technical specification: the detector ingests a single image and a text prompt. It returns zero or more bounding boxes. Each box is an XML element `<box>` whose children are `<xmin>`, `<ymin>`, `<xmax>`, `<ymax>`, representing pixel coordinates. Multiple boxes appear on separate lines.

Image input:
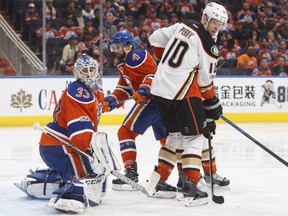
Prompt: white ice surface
<box><xmin>0</xmin><ymin>123</ymin><xmax>288</xmax><ymax>216</ymax></box>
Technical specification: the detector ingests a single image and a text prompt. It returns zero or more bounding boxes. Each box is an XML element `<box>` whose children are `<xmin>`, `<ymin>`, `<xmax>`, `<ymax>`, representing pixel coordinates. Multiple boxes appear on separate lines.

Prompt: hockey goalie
<box><xmin>15</xmin><ymin>132</ymin><xmax>119</xmax><ymax>214</ymax></box>
<box><xmin>14</xmin><ymin>55</ymin><xmax>119</xmax><ymax>214</ymax></box>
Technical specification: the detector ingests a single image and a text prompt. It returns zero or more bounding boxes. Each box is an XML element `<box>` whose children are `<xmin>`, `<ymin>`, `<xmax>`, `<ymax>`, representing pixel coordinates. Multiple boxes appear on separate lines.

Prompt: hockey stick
<box><xmin>33</xmin><ymin>123</ymin><xmax>150</xmax><ymax>196</ymax></box>
<box><xmin>208</xmin><ymin>135</ymin><xmax>225</xmax><ymax>204</ymax></box>
<box><xmin>220</xmin><ymin>115</ymin><xmax>288</xmax><ymax>167</ymax></box>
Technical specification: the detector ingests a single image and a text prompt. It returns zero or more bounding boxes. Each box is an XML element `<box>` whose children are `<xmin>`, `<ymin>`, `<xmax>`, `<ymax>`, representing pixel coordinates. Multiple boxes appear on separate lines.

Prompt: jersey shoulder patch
<box><xmin>126</xmin><ymin>49</ymin><xmax>147</xmax><ymax>68</ymax></box>
<box><xmin>183</xmin><ymin>20</ymin><xmax>219</xmax><ymax>59</ymax></box>
<box><xmin>67</xmin><ymin>81</ymin><xmax>95</xmax><ymax>103</ymax></box>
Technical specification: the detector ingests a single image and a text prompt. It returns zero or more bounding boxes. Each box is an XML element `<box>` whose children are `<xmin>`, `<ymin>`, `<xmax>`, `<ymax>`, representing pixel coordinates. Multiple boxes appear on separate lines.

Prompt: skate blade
<box><xmin>176</xmin><ymin>191</ymin><xmax>184</xmax><ymax>201</ymax></box>
<box><xmin>112</xmin><ymin>184</ymin><xmax>137</xmax><ymax>191</ymax></box>
<box><xmin>14</xmin><ymin>183</ymin><xmax>30</xmax><ymax>196</ymax></box>
<box><xmin>184</xmin><ymin>197</ymin><xmax>208</xmax><ymax>207</ymax></box>
<box><xmin>205</xmin><ymin>183</ymin><xmax>231</xmax><ymax>190</ymax></box>
<box><xmin>151</xmin><ymin>191</ymin><xmax>176</xmax><ymax>199</ymax></box>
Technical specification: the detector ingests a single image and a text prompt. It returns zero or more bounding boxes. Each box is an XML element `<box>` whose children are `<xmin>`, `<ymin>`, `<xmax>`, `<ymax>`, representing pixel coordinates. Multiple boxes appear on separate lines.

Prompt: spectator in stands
<box><xmin>266</xmin><ymin>30</ymin><xmax>280</xmax><ymax>50</ymax></box>
<box><xmin>278</xmin><ymin>19</ymin><xmax>288</xmax><ymax>43</ymax></box>
<box><xmin>83</xmin><ymin>17</ymin><xmax>98</xmax><ymax>38</ymax></box>
<box><xmin>133</xmin><ymin>29</ymin><xmax>151</xmax><ymax>50</ymax></box>
<box><xmin>219</xmin><ymin>39</ymin><xmax>241</xmax><ymax>68</ymax></box>
<box><xmin>237</xmin><ymin>46</ymin><xmax>258</xmax><ymax>71</ymax></box>
<box><xmin>135</xmin><ymin>15</ymin><xmax>147</xmax><ymax>34</ymax></box>
<box><xmin>258</xmin><ymin>5</ymin><xmax>277</xmax><ymax>26</ymax></box>
<box><xmin>103</xmin><ymin>12</ymin><xmax>118</xmax><ymax>38</ymax></box>
<box><xmin>103</xmin><ymin>0</ymin><xmax>117</xmax><ymax>16</ymax></box>
<box><xmin>24</xmin><ymin>3</ymin><xmax>40</xmax><ymax>23</ymax></box>
<box><xmin>179</xmin><ymin>0</ymin><xmax>195</xmax><ymax>14</ymax></box>
<box><xmin>92</xmin><ymin>8</ymin><xmax>100</xmax><ymax>30</ymax></box>
<box><xmin>277</xmin><ymin>40</ymin><xmax>288</xmax><ymax>61</ymax></box>
<box><xmin>252</xmin><ymin>57</ymin><xmax>272</xmax><ymax>76</ymax></box>
<box><xmin>122</xmin><ymin>16</ymin><xmax>139</xmax><ymax>37</ymax></box>
<box><xmin>127</xmin><ymin>0</ymin><xmax>143</xmax><ymax>18</ymax></box>
<box><xmin>171</xmin><ymin>4</ymin><xmax>183</xmax><ymax>21</ymax></box>
<box><xmin>267</xmin><ymin>49</ymin><xmax>279</xmax><ymax>68</ymax></box>
<box><xmin>156</xmin><ymin>3</ymin><xmax>167</xmax><ymax>20</ymax></box>
<box><xmin>78</xmin><ymin>35</ymin><xmax>93</xmax><ymax>52</ymax></box>
<box><xmin>231</xmin><ymin>20</ymin><xmax>249</xmax><ymax>49</ymax></box>
<box><xmin>165</xmin><ymin>0</ymin><xmax>175</xmax><ymax>13</ymax></box>
<box><xmin>76</xmin><ymin>26</ymin><xmax>85</xmax><ymax>42</ymax></box>
<box><xmin>62</xmin><ymin>1</ymin><xmax>76</xmax><ymax>19</ymax></box>
<box><xmin>45</xmin><ymin>0</ymin><xmax>60</xmax><ymax>20</ymax></box>
<box><xmin>92</xmin><ymin>28</ymin><xmax>112</xmax><ymax>58</ymax></box>
<box><xmin>23</xmin><ymin>3</ymin><xmax>40</xmax><ymax>43</ymax></box>
<box><xmin>271</xmin><ymin>55</ymin><xmax>288</xmax><ymax>76</ymax></box>
<box><xmin>169</xmin><ymin>13</ymin><xmax>179</xmax><ymax>25</ymax></box>
<box><xmin>240</xmin><ymin>38</ymin><xmax>260</xmax><ymax>55</ymax></box>
<box><xmin>88</xmin><ymin>45</ymin><xmax>109</xmax><ymax>69</ymax></box>
<box><xmin>161</xmin><ymin>15</ymin><xmax>170</xmax><ymax>27</ymax></box>
<box><xmin>71</xmin><ymin>5</ymin><xmax>85</xmax><ymax>28</ymax></box>
<box><xmin>59</xmin><ymin>34</ymin><xmax>79</xmax><ymax>74</ymax></box>
<box><xmin>82</xmin><ymin>0</ymin><xmax>95</xmax><ymax>19</ymax></box>
<box><xmin>145</xmin><ymin>8</ymin><xmax>162</xmax><ymax>33</ymax></box>
<box><xmin>35</xmin><ymin>19</ymin><xmax>59</xmax><ymax>52</ymax></box>
<box><xmin>258</xmin><ymin>37</ymin><xmax>272</xmax><ymax>62</ymax></box>
<box><xmin>113</xmin><ymin>6</ymin><xmax>126</xmax><ymax>30</ymax></box>
<box><xmin>237</xmin><ymin>2</ymin><xmax>257</xmax><ymax>28</ymax></box>
<box><xmin>58</xmin><ymin>17</ymin><xmax>78</xmax><ymax>40</ymax></box>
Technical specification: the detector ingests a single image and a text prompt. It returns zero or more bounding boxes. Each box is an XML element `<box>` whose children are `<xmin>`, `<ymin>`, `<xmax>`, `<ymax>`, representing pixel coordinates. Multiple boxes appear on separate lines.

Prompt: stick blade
<box><xmin>212</xmin><ymin>195</ymin><xmax>224</xmax><ymax>204</ymax></box>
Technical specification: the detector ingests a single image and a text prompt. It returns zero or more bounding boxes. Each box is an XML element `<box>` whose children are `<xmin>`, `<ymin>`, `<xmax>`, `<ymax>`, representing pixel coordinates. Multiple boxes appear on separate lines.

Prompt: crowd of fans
<box><xmin>1</xmin><ymin>0</ymin><xmax>288</xmax><ymax>76</ymax></box>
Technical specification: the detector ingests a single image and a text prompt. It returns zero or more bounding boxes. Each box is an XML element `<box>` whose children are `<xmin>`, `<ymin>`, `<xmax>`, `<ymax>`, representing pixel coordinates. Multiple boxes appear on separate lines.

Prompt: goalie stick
<box><xmin>220</xmin><ymin>115</ymin><xmax>288</xmax><ymax>167</ymax></box>
<box><xmin>33</xmin><ymin>123</ymin><xmax>150</xmax><ymax>197</ymax></box>
<box><xmin>208</xmin><ymin>135</ymin><xmax>224</xmax><ymax>204</ymax></box>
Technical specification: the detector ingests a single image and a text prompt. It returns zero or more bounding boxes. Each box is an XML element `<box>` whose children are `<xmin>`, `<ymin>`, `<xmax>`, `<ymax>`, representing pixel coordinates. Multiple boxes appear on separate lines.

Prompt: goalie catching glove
<box><xmin>133</xmin><ymin>84</ymin><xmax>151</xmax><ymax>104</ymax></box>
<box><xmin>203</xmin><ymin>96</ymin><xmax>223</xmax><ymax>120</ymax></box>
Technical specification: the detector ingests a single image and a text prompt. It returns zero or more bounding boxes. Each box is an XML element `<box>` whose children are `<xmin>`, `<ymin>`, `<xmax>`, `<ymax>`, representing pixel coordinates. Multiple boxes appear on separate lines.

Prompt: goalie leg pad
<box><xmin>90</xmin><ymin>132</ymin><xmax>121</xmax><ymax>175</ymax></box>
<box><xmin>80</xmin><ymin>175</ymin><xmax>106</xmax><ymax>207</ymax></box>
<box><xmin>14</xmin><ymin>168</ymin><xmax>62</xmax><ymax>199</ymax></box>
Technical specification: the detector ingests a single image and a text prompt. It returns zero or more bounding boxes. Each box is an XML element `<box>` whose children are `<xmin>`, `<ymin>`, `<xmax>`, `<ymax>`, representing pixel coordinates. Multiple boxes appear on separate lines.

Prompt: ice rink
<box><xmin>0</xmin><ymin>122</ymin><xmax>288</xmax><ymax>216</ymax></box>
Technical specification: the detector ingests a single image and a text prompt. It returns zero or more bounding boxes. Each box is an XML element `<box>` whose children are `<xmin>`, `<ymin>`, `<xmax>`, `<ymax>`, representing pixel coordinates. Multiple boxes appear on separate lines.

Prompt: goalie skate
<box><xmin>14</xmin><ymin>168</ymin><xmax>61</xmax><ymax>199</ymax></box>
<box><xmin>48</xmin><ymin>197</ymin><xmax>86</xmax><ymax>214</ymax></box>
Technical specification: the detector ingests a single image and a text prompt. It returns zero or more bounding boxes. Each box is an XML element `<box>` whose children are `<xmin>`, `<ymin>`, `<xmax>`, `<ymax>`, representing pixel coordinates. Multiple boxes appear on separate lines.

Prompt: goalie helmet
<box><xmin>74</xmin><ymin>55</ymin><xmax>102</xmax><ymax>91</ymax></box>
<box><xmin>202</xmin><ymin>2</ymin><xmax>228</xmax><ymax>31</ymax></box>
<box><xmin>110</xmin><ymin>30</ymin><xmax>133</xmax><ymax>53</ymax></box>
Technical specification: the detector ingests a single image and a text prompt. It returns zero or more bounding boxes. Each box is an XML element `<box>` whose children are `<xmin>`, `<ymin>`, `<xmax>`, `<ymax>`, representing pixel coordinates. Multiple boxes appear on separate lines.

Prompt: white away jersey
<box><xmin>149</xmin><ymin>20</ymin><xmax>219</xmax><ymax>100</ymax></box>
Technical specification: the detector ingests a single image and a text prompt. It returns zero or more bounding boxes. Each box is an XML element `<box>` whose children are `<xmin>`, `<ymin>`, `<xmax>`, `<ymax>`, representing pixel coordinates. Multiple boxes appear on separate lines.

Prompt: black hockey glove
<box><xmin>203</xmin><ymin>96</ymin><xmax>223</xmax><ymax>120</ymax></box>
<box><xmin>203</xmin><ymin>119</ymin><xmax>216</xmax><ymax>139</ymax></box>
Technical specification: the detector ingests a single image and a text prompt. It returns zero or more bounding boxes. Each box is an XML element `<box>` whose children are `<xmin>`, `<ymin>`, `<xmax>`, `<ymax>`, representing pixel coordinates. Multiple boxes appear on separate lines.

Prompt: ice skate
<box><xmin>152</xmin><ymin>180</ymin><xmax>176</xmax><ymax>198</ymax></box>
<box><xmin>182</xmin><ymin>174</ymin><xmax>208</xmax><ymax>207</ymax></box>
<box><xmin>176</xmin><ymin>173</ymin><xmax>205</xmax><ymax>201</ymax></box>
<box><xmin>204</xmin><ymin>173</ymin><xmax>230</xmax><ymax>189</ymax></box>
<box><xmin>112</xmin><ymin>162</ymin><xmax>139</xmax><ymax>191</ymax></box>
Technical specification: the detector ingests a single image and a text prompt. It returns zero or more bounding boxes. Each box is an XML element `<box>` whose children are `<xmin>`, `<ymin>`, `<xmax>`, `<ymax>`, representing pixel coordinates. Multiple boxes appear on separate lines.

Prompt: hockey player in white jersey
<box><xmin>149</xmin><ymin>2</ymin><xmax>228</xmax><ymax>207</ymax></box>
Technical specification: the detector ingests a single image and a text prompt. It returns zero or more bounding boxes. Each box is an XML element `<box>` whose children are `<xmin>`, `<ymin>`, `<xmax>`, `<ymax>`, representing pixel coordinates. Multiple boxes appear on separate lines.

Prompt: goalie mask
<box><xmin>74</xmin><ymin>55</ymin><xmax>102</xmax><ymax>91</ymax></box>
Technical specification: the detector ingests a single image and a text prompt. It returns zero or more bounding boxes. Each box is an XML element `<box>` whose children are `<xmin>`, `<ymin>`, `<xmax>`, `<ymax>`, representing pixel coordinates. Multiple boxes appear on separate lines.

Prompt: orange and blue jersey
<box><xmin>39</xmin><ymin>80</ymin><xmax>104</xmax><ymax>180</ymax></box>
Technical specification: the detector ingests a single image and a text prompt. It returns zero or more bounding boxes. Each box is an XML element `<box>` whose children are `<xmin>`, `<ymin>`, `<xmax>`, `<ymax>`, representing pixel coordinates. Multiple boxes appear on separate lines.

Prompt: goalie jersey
<box><xmin>39</xmin><ymin>80</ymin><xmax>104</xmax><ymax>154</ymax></box>
<box><xmin>149</xmin><ymin>20</ymin><xmax>219</xmax><ymax>100</ymax></box>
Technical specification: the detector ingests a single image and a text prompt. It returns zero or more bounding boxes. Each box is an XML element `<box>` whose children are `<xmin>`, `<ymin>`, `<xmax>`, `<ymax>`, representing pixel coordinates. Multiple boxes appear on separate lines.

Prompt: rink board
<box><xmin>0</xmin><ymin>76</ymin><xmax>288</xmax><ymax>126</ymax></box>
